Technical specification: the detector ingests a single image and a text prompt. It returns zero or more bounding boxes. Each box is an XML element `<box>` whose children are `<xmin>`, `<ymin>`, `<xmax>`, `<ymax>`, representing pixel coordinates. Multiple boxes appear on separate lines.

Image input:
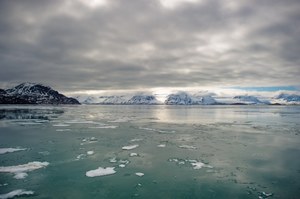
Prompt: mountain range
<box><xmin>1</xmin><ymin>83</ymin><xmax>299</xmax><ymax>105</ymax></box>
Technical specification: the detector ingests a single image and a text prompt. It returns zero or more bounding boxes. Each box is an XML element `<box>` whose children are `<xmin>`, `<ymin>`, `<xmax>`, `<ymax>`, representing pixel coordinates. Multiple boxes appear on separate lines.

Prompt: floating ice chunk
<box><xmin>135</xmin><ymin>172</ymin><xmax>144</xmax><ymax>177</ymax></box>
<box><xmin>119</xmin><ymin>164</ymin><xmax>126</xmax><ymax>168</ymax></box>
<box><xmin>157</xmin><ymin>144</ymin><xmax>166</xmax><ymax>148</ymax></box>
<box><xmin>53</xmin><ymin>124</ymin><xmax>70</xmax><ymax>127</ymax></box>
<box><xmin>119</xmin><ymin>160</ymin><xmax>129</xmax><ymax>164</ymax></box>
<box><xmin>87</xmin><ymin>151</ymin><xmax>94</xmax><ymax>155</ymax></box>
<box><xmin>130</xmin><ymin>138</ymin><xmax>143</xmax><ymax>142</ymax></box>
<box><xmin>168</xmin><ymin>158</ymin><xmax>179</xmax><ymax>162</ymax></box>
<box><xmin>190</xmin><ymin>161</ymin><xmax>212</xmax><ymax>169</ymax></box>
<box><xmin>38</xmin><ymin>151</ymin><xmax>50</xmax><ymax>156</ymax></box>
<box><xmin>0</xmin><ymin>148</ymin><xmax>27</xmax><ymax>155</ymax></box>
<box><xmin>56</xmin><ymin>128</ymin><xmax>71</xmax><ymax>132</ymax></box>
<box><xmin>139</xmin><ymin>127</ymin><xmax>155</xmax><ymax>131</ymax></box>
<box><xmin>76</xmin><ymin>154</ymin><xmax>86</xmax><ymax>160</ymax></box>
<box><xmin>0</xmin><ymin>161</ymin><xmax>49</xmax><ymax>173</ymax></box>
<box><xmin>191</xmin><ymin>162</ymin><xmax>205</xmax><ymax>169</ymax></box>
<box><xmin>0</xmin><ymin>183</ymin><xmax>8</xmax><ymax>187</ymax></box>
<box><xmin>0</xmin><ymin>189</ymin><xmax>34</xmax><ymax>199</ymax></box>
<box><xmin>260</xmin><ymin>192</ymin><xmax>273</xmax><ymax>198</ymax></box>
<box><xmin>130</xmin><ymin>153</ymin><xmax>138</xmax><ymax>157</ymax></box>
<box><xmin>179</xmin><ymin>145</ymin><xmax>197</xmax><ymax>149</ymax></box>
<box><xmin>109</xmin><ymin>157</ymin><xmax>117</xmax><ymax>163</ymax></box>
<box><xmin>89</xmin><ymin>125</ymin><xmax>118</xmax><ymax>129</ymax></box>
<box><xmin>122</xmin><ymin>145</ymin><xmax>139</xmax><ymax>150</ymax></box>
<box><xmin>13</xmin><ymin>172</ymin><xmax>28</xmax><ymax>179</ymax></box>
<box><xmin>86</xmin><ymin>167</ymin><xmax>116</xmax><ymax>177</ymax></box>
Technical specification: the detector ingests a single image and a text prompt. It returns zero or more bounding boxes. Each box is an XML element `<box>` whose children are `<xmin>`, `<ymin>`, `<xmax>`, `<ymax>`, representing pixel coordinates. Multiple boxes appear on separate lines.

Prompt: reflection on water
<box><xmin>0</xmin><ymin>107</ymin><xmax>64</xmax><ymax>120</ymax></box>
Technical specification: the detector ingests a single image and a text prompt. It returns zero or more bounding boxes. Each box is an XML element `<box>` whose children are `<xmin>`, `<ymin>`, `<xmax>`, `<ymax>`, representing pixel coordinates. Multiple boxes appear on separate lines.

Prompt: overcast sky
<box><xmin>0</xmin><ymin>0</ymin><xmax>299</xmax><ymax>93</ymax></box>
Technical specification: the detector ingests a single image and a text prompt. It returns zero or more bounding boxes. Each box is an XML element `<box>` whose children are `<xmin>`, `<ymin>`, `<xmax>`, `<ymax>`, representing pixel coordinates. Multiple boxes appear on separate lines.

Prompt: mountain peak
<box><xmin>1</xmin><ymin>83</ymin><xmax>80</xmax><ymax>104</ymax></box>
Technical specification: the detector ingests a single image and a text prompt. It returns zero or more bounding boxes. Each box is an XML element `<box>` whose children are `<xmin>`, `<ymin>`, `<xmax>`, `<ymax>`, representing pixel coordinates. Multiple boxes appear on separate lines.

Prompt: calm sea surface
<box><xmin>0</xmin><ymin>105</ymin><xmax>299</xmax><ymax>199</ymax></box>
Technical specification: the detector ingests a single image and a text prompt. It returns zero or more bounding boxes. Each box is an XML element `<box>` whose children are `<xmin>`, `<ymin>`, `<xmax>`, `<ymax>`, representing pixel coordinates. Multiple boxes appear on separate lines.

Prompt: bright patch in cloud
<box><xmin>159</xmin><ymin>0</ymin><xmax>201</xmax><ymax>9</ymax></box>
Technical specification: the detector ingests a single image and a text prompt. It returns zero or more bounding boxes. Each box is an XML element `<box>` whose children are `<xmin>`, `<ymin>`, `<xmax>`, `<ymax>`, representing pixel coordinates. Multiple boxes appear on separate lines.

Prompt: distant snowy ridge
<box><xmin>0</xmin><ymin>83</ymin><xmax>80</xmax><ymax>104</ymax></box>
<box><xmin>271</xmin><ymin>93</ymin><xmax>300</xmax><ymax>105</ymax></box>
<box><xmin>76</xmin><ymin>95</ymin><xmax>161</xmax><ymax>105</ymax></box>
<box><xmin>165</xmin><ymin>92</ymin><xmax>217</xmax><ymax>105</ymax></box>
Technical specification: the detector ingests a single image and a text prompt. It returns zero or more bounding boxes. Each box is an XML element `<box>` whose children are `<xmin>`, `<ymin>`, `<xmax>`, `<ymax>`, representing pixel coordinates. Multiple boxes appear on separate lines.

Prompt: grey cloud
<box><xmin>0</xmin><ymin>0</ymin><xmax>299</xmax><ymax>92</ymax></box>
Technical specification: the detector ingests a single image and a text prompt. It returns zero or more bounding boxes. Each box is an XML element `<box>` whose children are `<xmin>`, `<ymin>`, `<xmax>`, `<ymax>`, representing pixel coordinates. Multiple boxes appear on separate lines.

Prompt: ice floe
<box><xmin>157</xmin><ymin>144</ymin><xmax>166</xmax><ymax>148</ymax></box>
<box><xmin>86</xmin><ymin>167</ymin><xmax>116</xmax><ymax>177</ymax></box>
<box><xmin>258</xmin><ymin>191</ymin><xmax>274</xmax><ymax>199</ymax></box>
<box><xmin>0</xmin><ymin>148</ymin><xmax>27</xmax><ymax>155</ymax></box>
<box><xmin>168</xmin><ymin>158</ymin><xmax>213</xmax><ymax>170</ymax></box>
<box><xmin>80</xmin><ymin>137</ymin><xmax>98</xmax><ymax>145</ymax></box>
<box><xmin>179</xmin><ymin>145</ymin><xmax>197</xmax><ymax>149</ymax></box>
<box><xmin>87</xmin><ymin>151</ymin><xmax>94</xmax><ymax>155</ymax></box>
<box><xmin>38</xmin><ymin>151</ymin><xmax>50</xmax><ymax>156</ymax></box>
<box><xmin>122</xmin><ymin>144</ymin><xmax>139</xmax><ymax>150</ymax></box>
<box><xmin>89</xmin><ymin>125</ymin><xmax>118</xmax><ymax>129</ymax></box>
<box><xmin>130</xmin><ymin>138</ymin><xmax>143</xmax><ymax>142</ymax></box>
<box><xmin>0</xmin><ymin>161</ymin><xmax>49</xmax><ymax>174</ymax></box>
<box><xmin>0</xmin><ymin>183</ymin><xmax>8</xmax><ymax>187</ymax></box>
<box><xmin>130</xmin><ymin>153</ymin><xmax>138</xmax><ymax>157</ymax></box>
<box><xmin>109</xmin><ymin>157</ymin><xmax>117</xmax><ymax>163</ymax></box>
<box><xmin>119</xmin><ymin>164</ymin><xmax>126</xmax><ymax>168</ymax></box>
<box><xmin>76</xmin><ymin>154</ymin><xmax>86</xmax><ymax>160</ymax></box>
<box><xmin>13</xmin><ymin>172</ymin><xmax>28</xmax><ymax>179</ymax></box>
<box><xmin>56</xmin><ymin>129</ymin><xmax>71</xmax><ymax>132</ymax></box>
<box><xmin>0</xmin><ymin>189</ymin><xmax>34</xmax><ymax>199</ymax></box>
<box><xmin>52</xmin><ymin>123</ymin><xmax>70</xmax><ymax>127</ymax></box>
<box><xmin>135</xmin><ymin>172</ymin><xmax>144</xmax><ymax>177</ymax></box>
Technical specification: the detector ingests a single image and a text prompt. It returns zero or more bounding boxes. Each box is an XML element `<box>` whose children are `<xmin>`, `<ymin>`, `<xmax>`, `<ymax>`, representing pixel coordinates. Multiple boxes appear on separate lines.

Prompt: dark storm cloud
<box><xmin>0</xmin><ymin>0</ymin><xmax>299</xmax><ymax>91</ymax></box>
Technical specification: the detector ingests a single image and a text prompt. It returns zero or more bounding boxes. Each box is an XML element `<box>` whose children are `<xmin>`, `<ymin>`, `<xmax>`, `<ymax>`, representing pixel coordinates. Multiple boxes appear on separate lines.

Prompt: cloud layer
<box><xmin>0</xmin><ymin>0</ymin><xmax>299</xmax><ymax>91</ymax></box>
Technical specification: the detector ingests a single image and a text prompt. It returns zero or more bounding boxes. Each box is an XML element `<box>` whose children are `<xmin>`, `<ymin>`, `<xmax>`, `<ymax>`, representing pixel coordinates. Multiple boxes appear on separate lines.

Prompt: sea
<box><xmin>0</xmin><ymin>105</ymin><xmax>299</xmax><ymax>199</ymax></box>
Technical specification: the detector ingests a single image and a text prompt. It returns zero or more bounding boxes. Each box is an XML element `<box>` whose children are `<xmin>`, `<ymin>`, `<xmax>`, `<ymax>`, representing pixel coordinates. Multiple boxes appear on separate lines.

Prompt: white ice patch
<box><xmin>76</xmin><ymin>154</ymin><xmax>86</xmax><ymax>160</ymax></box>
<box><xmin>87</xmin><ymin>151</ymin><xmax>94</xmax><ymax>155</ymax></box>
<box><xmin>0</xmin><ymin>148</ymin><xmax>27</xmax><ymax>155</ymax></box>
<box><xmin>13</xmin><ymin>172</ymin><xmax>28</xmax><ymax>179</ymax></box>
<box><xmin>109</xmin><ymin>157</ymin><xmax>117</xmax><ymax>163</ymax></box>
<box><xmin>0</xmin><ymin>161</ymin><xmax>49</xmax><ymax>174</ymax></box>
<box><xmin>52</xmin><ymin>123</ymin><xmax>70</xmax><ymax>127</ymax></box>
<box><xmin>119</xmin><ymin>160</ymin><xmax>129</xmax><ymax>164</ymax></box>
<box><xmin>0</xmin><ymin>189</ymin><xmax>34</xmax><ymax>199</ymax></box>
<box><xmin>190</xmin><ymin>161</ymin><xmax>213</xmax><ymax>169</ymax></box>
<box><xmin>157</xmin><ymin>144</ymin><xmax>166</xmax><ymax>148</ymax></box>
<box><xmin>89</xmin><ymin>125</ymin><xmax>118</xmax><ymax>129</ymax></box>
<box><xmin>135</xmin><ymin>172</ymin><xmax>144</xmax><ymax>177</ymax></box>
<box><xmin>86</xmin><ymin>167</ymin><xmax>116</xmax><ymax>177</ymax></box>
<box><xmin>130</xmin><ymin>138</ymin><xmax>143</xmax><ymax>142</ymax></box>
<box><xmin>80</xmin><ymin>137</ymin><xmax>98</xmax><ymax>145</ymax></box>
<box><xmin>122</xmin><ymin>145</ymin><xmax>139</xmax><ymax>150</ymax></box>
<box><xmin>179</xmin><ymin>145</ymin><xmax>197</xmax><ymax>149</ymax></box>
<box><xmin>56</xmin><ymin>129</ymin><xmax>71</xmax><ymax>132</ymax></box>
<box><xmin>130</xmin><ymin>153</ymin><xmax>138</xmax><ymax>157</ymax></box>
<box><xmin>119</xmin><ymin>164</ymin><xmax>126</xmax><ymax>168</ymax></box>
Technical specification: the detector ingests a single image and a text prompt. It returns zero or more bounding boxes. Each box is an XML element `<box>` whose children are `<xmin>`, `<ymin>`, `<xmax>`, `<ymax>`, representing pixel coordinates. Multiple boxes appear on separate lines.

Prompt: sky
<box><xmin>0</xmin><ymin>0</ymin><xmax>299</xmax><ymax>95</ymax></box>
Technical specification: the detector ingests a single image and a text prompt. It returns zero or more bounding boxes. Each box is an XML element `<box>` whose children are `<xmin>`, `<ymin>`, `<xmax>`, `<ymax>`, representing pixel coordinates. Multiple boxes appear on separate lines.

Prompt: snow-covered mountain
<box><xmin>271</xmin><ymin>93</ymin><xmax>300</xmax><ymax>105</ymax></box>
<box><xmin>0</xmin><ymin>83</ymin><xmax>80</xmax><ymax>104</ymax></box>
<box><xmin>165</xmin><ymin>92</ymin><xmax>216</xmax><ymax>105</ymax></box>
<box><xmin>126</xmin><ymin>95</ymin><xmax>160</xmax><ymax>104</ymax></box>
<box><xmin>232</xmin><ymin>95</ymin><xmax>268</xmax><ymax>104</ymax></box>
<box><xmin>75</xmin><ymin>95</ymin><xmax>160</xmax><ymax>105</ymax></box>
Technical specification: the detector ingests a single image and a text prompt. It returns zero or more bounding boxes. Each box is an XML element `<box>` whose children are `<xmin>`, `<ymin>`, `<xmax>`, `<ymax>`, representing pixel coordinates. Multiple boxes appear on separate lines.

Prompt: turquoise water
<box><xmin>0</xmin><ymin>105</ymin><xmax>299</xmax><ymax>198</ymax></box>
